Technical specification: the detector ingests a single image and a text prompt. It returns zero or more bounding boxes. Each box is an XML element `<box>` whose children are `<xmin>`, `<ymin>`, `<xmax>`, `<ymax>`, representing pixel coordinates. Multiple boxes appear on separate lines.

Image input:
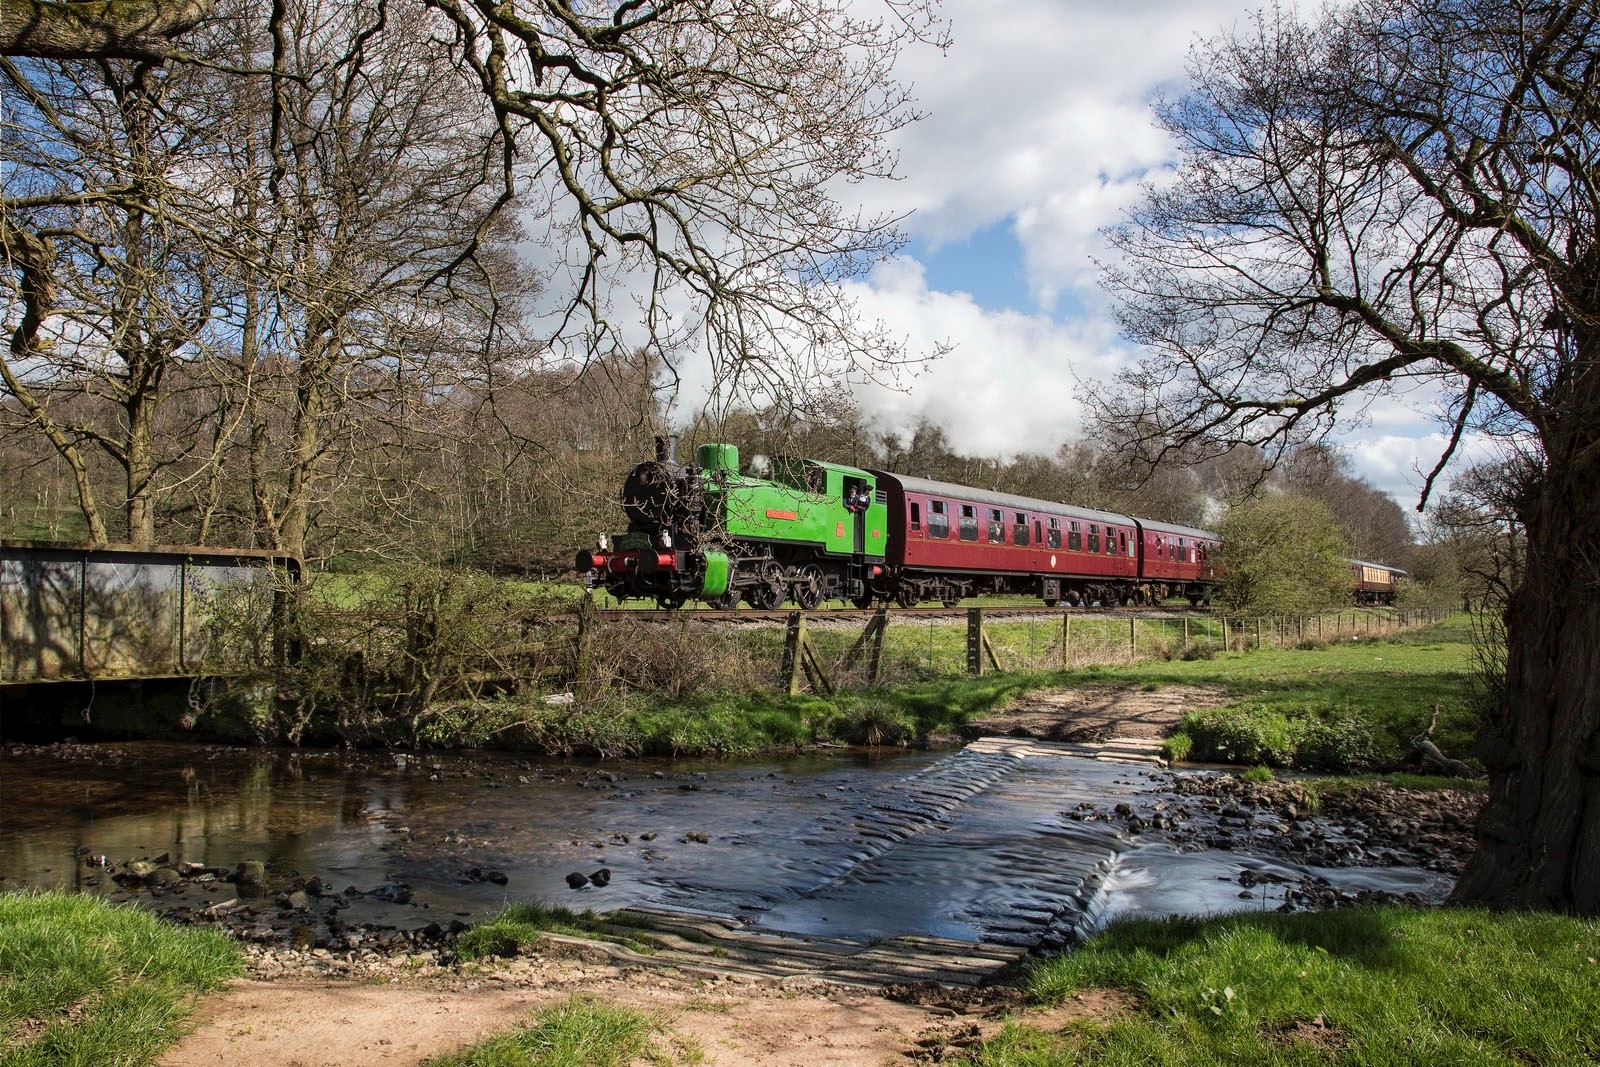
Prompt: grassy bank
<box><xmin>406</xmin><ymin>669</ymin><xmax>1053</xmax><ymax>755</ymax></box>
<box><xmin>0</xmin><ymin>891</ymin><xmax>240</xmax><ymax>1067</ymax></box>
<box><xmin>967</xmin><ymin>906</ymin><xmax>1600</xmax><ymax>1066</ymax></box>
<box><xmin>1063</xmin><ymin>617</ymin><xmax>1480</xmax><ymax>771</ymax></box>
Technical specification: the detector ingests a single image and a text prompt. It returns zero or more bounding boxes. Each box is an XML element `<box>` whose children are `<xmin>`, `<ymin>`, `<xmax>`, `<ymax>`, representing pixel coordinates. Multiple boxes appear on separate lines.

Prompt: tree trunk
<box><xmin>1450</xmin><ymin>465</ymin><xmax>1600</xmax><ymax>915</ymax></box>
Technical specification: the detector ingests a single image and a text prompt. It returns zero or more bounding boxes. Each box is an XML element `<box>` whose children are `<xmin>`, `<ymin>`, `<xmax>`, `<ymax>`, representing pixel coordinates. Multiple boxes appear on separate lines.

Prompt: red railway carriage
<box><xmin>1134</xmin><ymin>519</ymin><xmax>1223</xmax><ymax>605</ymax></box>
<box><xmin>868</xmin><ymin>472</ymin><xmax>1144</xmax><ymax>606</ymax></box>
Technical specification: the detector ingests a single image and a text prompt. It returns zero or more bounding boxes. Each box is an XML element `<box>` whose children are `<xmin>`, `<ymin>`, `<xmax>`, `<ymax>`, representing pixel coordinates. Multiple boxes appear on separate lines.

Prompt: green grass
<box><xmin>424</xmin><ymin>997</ymin><xmax>685</xmax><ymax>1066</ymax></box>
<box><xmin>0</xmin><ymin>891</ymin><xmax>240</xmax><ymax>1067</ymax></box>
<box><xmin>455</xmin><ymin>903</ymin><xmax>659</xmax><ymax>960</ymax></box>
<box><xmin>961</xmin><ymin>907</ymin><xmax>1600</xmax><ymax>1066</ymax></box>
<box><xmin>1064</xmin><ymin>618</ymin><xmax>1479</xmax><ymax>771</ymax></box>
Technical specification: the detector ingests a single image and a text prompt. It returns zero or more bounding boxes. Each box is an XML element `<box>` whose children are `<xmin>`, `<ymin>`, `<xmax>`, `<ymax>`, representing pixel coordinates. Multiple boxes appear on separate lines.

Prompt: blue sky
<box><xmin>831</xmin><ymin>0</ymin><xmax>1469</xmax><ymax>507</ymax></box>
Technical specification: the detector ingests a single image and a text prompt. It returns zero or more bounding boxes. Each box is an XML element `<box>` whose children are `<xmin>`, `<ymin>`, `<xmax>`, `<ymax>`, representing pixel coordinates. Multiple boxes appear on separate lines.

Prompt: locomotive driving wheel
<box><xmin>655</xmin><ymin>592</ymin><xmax>687</xmax><ymax>610</ymax></box>
<box><xmin>749</xmin><ymin>562</ymin><xmax>785</xmax><ymax>610</ymax></box>
<box><xmin>709</xmin><ymin>589</ymin><xmax>741</xmax><ymax>610</ymax></box>
<box><xmin>793</xmin><ymin>564</ymin><xmax>824</xmax><ymax>611</ymax></box>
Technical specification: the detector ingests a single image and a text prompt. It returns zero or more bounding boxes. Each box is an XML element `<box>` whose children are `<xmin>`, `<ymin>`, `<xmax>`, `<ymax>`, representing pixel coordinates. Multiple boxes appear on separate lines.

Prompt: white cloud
<box><xmin>833</xmin><ymin>0</ymin><xmax>1455</xmax><ymax>505</ymax></box>
<box><xmin>845</xmin><ymin>258</ymin><xmax>1128</xmax><ymax>455</ymax></box>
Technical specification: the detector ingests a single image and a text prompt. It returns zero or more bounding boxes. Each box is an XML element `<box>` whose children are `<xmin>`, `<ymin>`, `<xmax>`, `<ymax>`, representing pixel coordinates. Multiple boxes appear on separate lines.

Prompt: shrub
<box><xmin>1241</xmin><ymin>764</ymin><xmax>1274</xmax><ymax>783</ymax></box>
<box><xmin>1176</xmin><ymin>705</ymin><xmax>1298</xmax><ymax>766</ymax></box>
<box><xmin>1179</xmin><ymin>640</ymin><xmax>1220</xmax><ymax>661</ymax></box>
<box><xmin>1294</xmin><ymin>715</ymin><xmax>1387</xmax><ymax>771</ymax></box>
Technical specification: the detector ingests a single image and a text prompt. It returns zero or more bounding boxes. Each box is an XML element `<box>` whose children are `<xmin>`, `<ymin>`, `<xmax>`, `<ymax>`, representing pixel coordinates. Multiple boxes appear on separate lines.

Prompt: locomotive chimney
<box><xmin>653</xmin><ymin>435</ymin><xmax>679</xmax><ymax>463</ymax></box>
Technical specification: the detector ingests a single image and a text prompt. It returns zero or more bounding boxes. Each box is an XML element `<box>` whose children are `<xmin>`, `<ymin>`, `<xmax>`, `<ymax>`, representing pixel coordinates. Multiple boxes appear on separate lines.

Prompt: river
<box><xmin>0</xmin><ymin>741</ymin><xmax>1454</xmax><ymax>949</ymax></box>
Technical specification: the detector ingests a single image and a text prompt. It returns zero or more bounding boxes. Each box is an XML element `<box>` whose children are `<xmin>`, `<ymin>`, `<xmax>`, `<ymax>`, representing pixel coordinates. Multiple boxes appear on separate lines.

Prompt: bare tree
<box><xmin>1</xmin><ymin>48</ymin><xmax>236</xmax><ymax>546</ymax></box>
<box><xmin>1095</xmin><ymin>0</ymin><xmax>1600</xmax><ymax>912</ymax></box>
<box><xmin>420</xmin><ymin>0</ymin><xmax>943</xmax><ymax>412</ymax></box>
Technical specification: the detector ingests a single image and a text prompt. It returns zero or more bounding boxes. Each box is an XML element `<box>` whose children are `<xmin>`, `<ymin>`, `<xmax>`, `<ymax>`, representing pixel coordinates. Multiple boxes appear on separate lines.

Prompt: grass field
<box><xmin>0</xmin><ymin>892</ymin><xmax>240</xmax><ymax>1067</ymax></box>
<box><xmin>966</xmin><ymin>906</ymin><xmax>1600</xmax><ymax>1066</ymax></box>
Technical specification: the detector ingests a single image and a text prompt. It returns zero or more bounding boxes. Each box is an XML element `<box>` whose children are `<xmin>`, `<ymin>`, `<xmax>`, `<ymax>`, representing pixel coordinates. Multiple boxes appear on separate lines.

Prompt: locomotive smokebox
<box><xmin>575</xmin><ymin>549</ymin><xmax>602</xmax><ymax>572</ymax></box>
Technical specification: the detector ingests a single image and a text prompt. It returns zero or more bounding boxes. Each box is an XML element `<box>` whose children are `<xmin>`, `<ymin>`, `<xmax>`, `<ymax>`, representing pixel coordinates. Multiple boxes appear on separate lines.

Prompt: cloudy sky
<box><xmin>826</xmin><ymin>0</ymin><xmax>1458</xmax><ymax>505</ymax></box>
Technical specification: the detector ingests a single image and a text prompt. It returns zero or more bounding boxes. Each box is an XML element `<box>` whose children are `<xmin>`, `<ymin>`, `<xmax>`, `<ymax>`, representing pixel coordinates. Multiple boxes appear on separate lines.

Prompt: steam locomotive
<box><xmin>576</xmin><ymin>439</ymin><xmax>1224</xmax><ymax>609</ymax></box>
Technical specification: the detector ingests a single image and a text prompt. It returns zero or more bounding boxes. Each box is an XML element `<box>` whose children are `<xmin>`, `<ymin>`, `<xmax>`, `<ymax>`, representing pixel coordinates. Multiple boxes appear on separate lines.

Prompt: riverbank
<box><xmin>8</xmin><ymin>886</ymin><xmax>1590</xmax><ymax>1067</ymax></box>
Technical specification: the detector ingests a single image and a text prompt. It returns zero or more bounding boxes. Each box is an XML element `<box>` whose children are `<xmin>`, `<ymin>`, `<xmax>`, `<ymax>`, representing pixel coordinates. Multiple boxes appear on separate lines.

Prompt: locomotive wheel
<box><xmin>793</xmin><ymin>565</ymin><xmax>824</xmax><ymax>611</ymax></box>
<box><xmin>1043</xmin><ymin>598</ymin><xmax>1058</xmax><ymax>608</ymax></box>
<box><xmin>750</xmin><ymin>581</ymin><xmax>785</xmax><ymax>610</ymax></box>
<box><xmin>709</xmin><ymin>589</ymin><xmax>741</xmax><ymax>610</ymax></box>
<box><xmin>895</xmin><ymin>584</ymin><xmax>918</xmax><ymax>608</ymax></box>
<box><xmin>656</xmin><ymin>593</ymin><xmax>687</xmax><ymax>610</ymax></box>
<box><xmin>851</xmin><ymin>592</ymin><xmax>874</xmax><ymax>609</ymax></box>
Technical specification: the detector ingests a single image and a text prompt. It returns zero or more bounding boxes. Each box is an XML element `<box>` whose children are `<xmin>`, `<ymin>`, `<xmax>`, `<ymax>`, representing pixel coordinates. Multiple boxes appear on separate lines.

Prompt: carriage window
<box><xmin>1013</xmin><ymin>512</ymin><xmax>1029</xmax><ymax>547</ymax></box>
<box><xmin>987</xmin><ymin>508</ymin><xmax>1004</xmax><ymax>542</ymax></box>
<box><xmin>1047</xmin><ymin>517</ymin><xmax>1061</xmax><ymax>549</ymax></box>
<box><xmin>1106</xmin><ymin>527</ymin><xmax>1118</xmax><ymax>555</ymax></box>
<box><xmin>1177</xmin><ymin>537</ymin><xmax>1188</xmax><ymax>562</ymax></box>
<box><xmin>1088</xmin><ymin>524</ymin><xmax>1101</xmax><ymax>554</ymax></box>
<box><xmin>1155</xmin><ymin>536</ymin><xmax>1165</xmax><ymax>558</ymax></box>
<box><xmin>929</xmin><ymin>500</ymin><xmax>949</xmax><ymax>539</ymax></box>
<box><xmin>1123</xmin><ymin>531</ymin><xmax>1132</xmax><ymax>556</ymax></box>
<box><xmin>959</xmin><ymin>504</ymin><xmax>979</xmax><ymax>542</ymax></box>
<box><xmin>910</xmin><ymin>502</ymin><xmax>921</xmax><ymax>532</ymax></box>
<box><xmin>1068</xmin><ymin>521</ymin><xmax>1083</xmax><ymax>552</ymax></box>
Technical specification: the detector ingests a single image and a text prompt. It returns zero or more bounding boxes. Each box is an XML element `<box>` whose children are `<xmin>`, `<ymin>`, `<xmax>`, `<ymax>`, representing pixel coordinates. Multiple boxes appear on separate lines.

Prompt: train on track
<box><xmin>576</xmin><ymin>439</ymin><xmax>1404</xmax><ymax>611</ymax></box>
<box><xmin>581</xmin><ymin>439</ymin><xmax>1214</xmax><ymax>610</ymax></box>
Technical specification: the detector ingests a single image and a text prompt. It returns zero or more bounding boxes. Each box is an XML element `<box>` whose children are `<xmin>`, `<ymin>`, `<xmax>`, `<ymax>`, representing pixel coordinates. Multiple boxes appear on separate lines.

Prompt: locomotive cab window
<box><xmin>910</xmin><ymin>502</ymin><xmax>922</xmax><ymax>532</ymax></box>
<box><xmin>1068</xmin><ymin>521</ymin><xmax>1082</xmax><ymax>552</ymax></box>
<box><xmin>929</xmin><ymin>500</ymin><xmax>949</xmax><ymax>539</ymax></box>
<box><xmin>1014</xmin><ymin>512</ymin><xmax>1029</xmax><ymax>547</ymax></box>
<box><xmin>959</xmin><ymin>504</ymin><xmax>979</xmax><ymax>542</ymax></box>
<box><xmin>1047</xmin><ymin>517</ymin><xmax>1061</xmax><ymax>549</ymax></box>
<box><xmin>987</xmin><ymin>508</ymin><xmax>1004</xmax><ymax>542</ymax></box>
<box><xmin>1088</xmin><ymin>524</ymin><xmax>1101</xmax><ymax>554</ymax></box>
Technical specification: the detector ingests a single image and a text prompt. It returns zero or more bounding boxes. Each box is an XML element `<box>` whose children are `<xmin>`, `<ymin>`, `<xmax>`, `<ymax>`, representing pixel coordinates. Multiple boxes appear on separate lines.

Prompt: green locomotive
<box><xmin>576</xmin><ymin>439</ymin><xmax>887</xmax><ymax>608</ymax></box>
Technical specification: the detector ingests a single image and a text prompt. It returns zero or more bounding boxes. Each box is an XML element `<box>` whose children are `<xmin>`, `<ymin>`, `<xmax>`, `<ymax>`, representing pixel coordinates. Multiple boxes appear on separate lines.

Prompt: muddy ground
<box><xmin>146</xmin><ymin>682</ymin><xmax>1483</xmax><ymax>1067</ymax></box>
<box><xmin>964</xmin><ymin>683</ymin><xmax>1230</xmax><ymax>742</ymax></box>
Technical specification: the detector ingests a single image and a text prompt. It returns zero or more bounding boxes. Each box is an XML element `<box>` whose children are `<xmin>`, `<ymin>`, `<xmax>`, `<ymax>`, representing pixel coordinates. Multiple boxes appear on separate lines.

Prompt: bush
<box><xmin>1294</xmin><ymin>714</ymin><xmax>1388</xmax><ymax>770</ymax></box>
<box><xmin>1241</xmin><ymin>764</ymin><xmax>1274</xmax><ymax>783</ymax></box>
<box><xmin>1176</xmin><ymin>705</ymin><xmax>1299</xmax><ymax>766</ymax></box>
<box><xmin>1179</xmin><ymin>640</ymin><xmax>1220</xmax><ymax>660</ymax></box>
<box><xmin>1172</xmin><ymin>702</ymin><xmax>1396</xmax><ymax>771</ymax></box>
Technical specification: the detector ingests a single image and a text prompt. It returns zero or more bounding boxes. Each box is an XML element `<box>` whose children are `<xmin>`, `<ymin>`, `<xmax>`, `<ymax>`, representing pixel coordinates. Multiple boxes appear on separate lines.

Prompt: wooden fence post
<box><xmin>783</xmin><ymin>611</ymin><xmax>835</xmax><ymax>696</ymax></box>
<box><xmin>783</xmin><ymin>611</ymin><xmax>803</xmax><ymax>695</ymax></box>
<box><xmin>843</xmin><ymin>608</ymin><xmax>888</xmax><ymax>686</ymax></box>
<box><xmin>967</xmin><ymin>608</ymin><xmax>984</xmax><ymax>675</ymax></box>
<box><xmin>1062</xmin><ymin>614</ymin><xmax>1070</xmax><ymax>669</ymax></box>
<box><xmin>1129</xmin><ymin>617</ymin><xmax>1137</xmax><ymax>658</ymax></box>
<box><xmin>574</xmin><ymin>592</ymin><xmax>595</xmax><ymax>694</ymax></box>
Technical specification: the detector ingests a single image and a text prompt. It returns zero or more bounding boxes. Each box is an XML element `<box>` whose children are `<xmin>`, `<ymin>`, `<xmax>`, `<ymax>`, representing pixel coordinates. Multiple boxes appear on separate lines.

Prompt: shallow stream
<box><xmin>0</xmin><ymin>742</ymin><xmax>1452</xmax><ymax>947</ymax></box>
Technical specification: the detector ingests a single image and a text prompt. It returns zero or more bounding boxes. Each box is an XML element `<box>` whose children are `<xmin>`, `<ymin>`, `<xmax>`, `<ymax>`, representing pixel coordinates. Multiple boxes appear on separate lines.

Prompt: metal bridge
<box><xmin>0</xmin><ymin>542</ymin><xmax>300</xmax><ymax>685</ymax></box>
